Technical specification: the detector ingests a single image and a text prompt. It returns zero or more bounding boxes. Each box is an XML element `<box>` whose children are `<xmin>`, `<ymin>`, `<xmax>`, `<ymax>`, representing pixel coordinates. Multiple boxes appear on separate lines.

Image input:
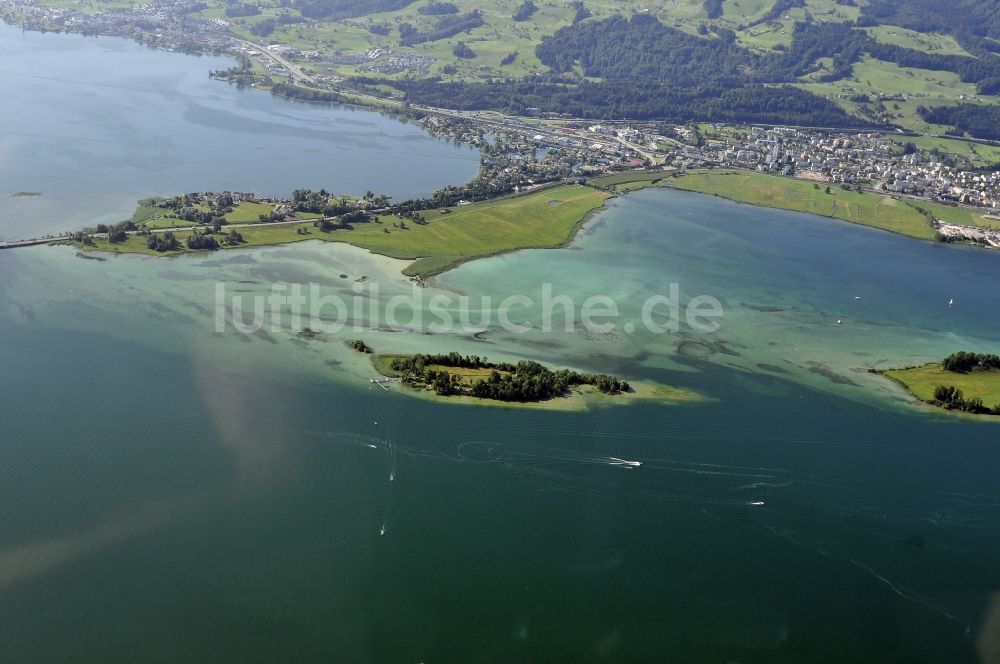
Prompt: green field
<box><xmin>796</xmin><ymin>55</ymin><xmax>1000</xmax><ymax>131</ymax></box>
<box><xmin>893</xmin><ymin>135</ymin><xmax>1000</xmax><ymax>167</ymax></box>
<box><xmin>81</xmin><ymin>184</ymin><xmax>611</xmax><ymax>276</ymax></box>
<box><xmin>665</xmin><ymin>170</ymin><xmax>940</xmax><ymax>240</ymax></box>
<box><xmin>16</xmin><ymin>0</ymin><xmax>1000</xmax><ymax>140</ymax></box>
<box><xmin>24</xmin><ymin>0</ymin><xmax>867</xmax><ymax>82</ymax></box>
<box><xmin>223</xmin><ymin>201</ymin><xmax>277</xmax><ymax>223</ymax></box>
<box><xmin>865</xmin><ymin>25</ymin><xmax>971</xmax><ymax>57</ymax></box>
<box><xmin>883</xmin><ymin>364</ymin><xmax>1000</xmax><ymax>410</ymax></box>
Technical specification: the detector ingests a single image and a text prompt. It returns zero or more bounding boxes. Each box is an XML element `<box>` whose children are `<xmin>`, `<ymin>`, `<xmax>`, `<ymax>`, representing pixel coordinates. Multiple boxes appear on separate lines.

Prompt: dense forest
<box><xmin>369</xmin><ymin>76</ymin><xmax>864</xmax><ymax>125</ymax></box>
<box><xmin>861</xmin><ymin>0</ymin><xmax>1000</xmax><ymax>54</ymax></box>
<box><xmin>223</xmin><ymin>2</ymin><xmax>260</xmax><ymax>18</ymax></box>
<box><xmin>388</xmin><ymin>354</ymin><xmax>630</xmax><ymax>401</ymax></box>
<box><xmin>512</xmin><ymin>0</ymin><xmax>537</xmax><ymax>22</ymax></box>
<box><xmin>702</xmin><ymin>0</ymin><xmax>723</xmax><ymax>20</ymax></box>
<box><xmin>292</xmin><ymin>0</ymin><xmax>415</xmax><ymax>20</ymax></box>
<box><xmin>918</xmin><ymin>105</ymin><xmax>1000</xmax><ymax>141</ymax></box>
<box><xmin>535</xmin><ymin>16</ymin><xmax>1000</xmax><ymax>94</ymax></box>
<box><xmin>941</xmin><ymin>352</ymin><xmax>1000</xmax><ymax>373</ymax></box>
<box><xmin>416</xmin><ymin>1</ymin><xmax>457</xmax><ymax>16</ymax></box>
<box><xmin>360</xmin><ymin>12</ymin><xmax>1000</xmax><ymax>126</ymax></box>
<box><xmin>399</xmin><ymin>11</ymin><xmax>484</xmax><ymax>45</ymax></box>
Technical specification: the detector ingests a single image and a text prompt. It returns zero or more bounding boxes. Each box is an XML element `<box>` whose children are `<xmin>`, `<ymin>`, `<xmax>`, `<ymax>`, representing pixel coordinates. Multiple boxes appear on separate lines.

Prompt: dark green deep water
<box><xmin>2</xmin><ymin>22</ymin><xmax>1000</xmax><ymax>664</ymax></box>
<box><xmin>2</xmin><ymin>189</ymin><xmax>1000</xmax><ymax>662</ymax></box>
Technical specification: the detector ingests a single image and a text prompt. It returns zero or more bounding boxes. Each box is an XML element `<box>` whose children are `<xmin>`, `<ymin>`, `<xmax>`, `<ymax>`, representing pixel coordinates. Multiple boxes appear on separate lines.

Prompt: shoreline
<box><xmin>637</xmin><ymin>170</ymin><xmax>990</xmax><ymax>245</ymax></box>
<box><xmin>368</xmin><ymin>353</ymin><xmax>702</xmax><ymax>412</ymax></box>
<box><xmin>875</xmin><ymin>361</ymin><xmax>1000</xmax><ymax>421</ymax></box>
<box><xmin>65</xmin><ymin>184</ymin><xmax>612</xmax><ymax>280</ymax></box>
<box><xmin>43</xmin><ymin>169</ymin><xmax>1000</xmax><ymax>273</ymax></box>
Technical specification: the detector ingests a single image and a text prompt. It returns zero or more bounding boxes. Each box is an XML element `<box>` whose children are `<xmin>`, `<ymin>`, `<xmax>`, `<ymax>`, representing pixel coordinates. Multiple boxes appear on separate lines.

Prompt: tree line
<box><xmin>388</xmin><ymin>353</ymin><xmax>630</xmax><ymax>401</ymax></box>
<box><xmin>357</xmin><ymin>12</ymin><xmax>999</xmax><ymax>127</ymax></box>
<box><xmin>942</xmin><ymin>352</ymin><xmax>1000</xmax><ymax>373</ymax></box>
<box><xmin>293</xmin><ymin>0</ymin><xmax>416</xmax><ymax>20</ymax></box>
<box><xmin>399</xmin><ymin>11</ymin><xmax>484</xmax><ymax>46</ymax></box>
<box><xmin>417</xmin><ymin>1</ymin><xmax>457</xmax><ymax>15</ymax></box>
<box><xmin>918</xmin><ymin>105</ymin><xmax>1000</xmax><ymax>142</ymax></box>
<box><xmin>932</xmin><ymin>385</ymin><xmax>999</xmax><ymax>415</ymax></box>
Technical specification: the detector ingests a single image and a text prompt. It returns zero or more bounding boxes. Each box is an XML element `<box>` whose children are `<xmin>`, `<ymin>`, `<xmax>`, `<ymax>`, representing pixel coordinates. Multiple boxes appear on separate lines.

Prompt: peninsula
<box><xmin>59</xmin><ymin>184</ymin><xmax>610</xmax><ymax>278</ymax></box>
<box><xmin>879</xmin><ymin>352</ymin><xmax>1000</xmax><ymax>417</ymax></box>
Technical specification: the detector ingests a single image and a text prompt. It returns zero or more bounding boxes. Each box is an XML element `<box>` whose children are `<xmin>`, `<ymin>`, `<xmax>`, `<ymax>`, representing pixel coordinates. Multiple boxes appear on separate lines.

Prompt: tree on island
<box><xmin>146</xmin><ymin>232</ymin><xmax>180</xmax><ymax>252</ymax></box>
<box><xmin>186</xmin><ymin>229</ymin><xmax>219</xmax><ymax>250</ymax></box>
<box><xmin>390</xmin><ymin>353</ymin><xmax>630</xmax><ymax>402</ymax></box>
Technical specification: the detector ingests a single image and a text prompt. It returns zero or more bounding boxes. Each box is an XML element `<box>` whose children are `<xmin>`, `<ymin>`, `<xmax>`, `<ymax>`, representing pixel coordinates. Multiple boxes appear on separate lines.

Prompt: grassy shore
<box><xmin>881</xmin><ymin>363</ymin><xmax>1000</xmax><ymax>410</ymax></box>
<box><xmin>80</xmin><ymin>184</ymin><xmax>611</xmax><ymax>277</ymax></box>
<box><xmin>662</xmin><ymin>170</ymin><xmax>995</xmax><ymax>240</ymax></box>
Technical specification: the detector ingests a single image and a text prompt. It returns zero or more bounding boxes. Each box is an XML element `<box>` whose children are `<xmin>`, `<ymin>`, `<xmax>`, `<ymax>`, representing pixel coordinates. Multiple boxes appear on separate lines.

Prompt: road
<box><xmin>0</xmin><ymin>180</ymin><xmax>586</xmax><ymax>251</ymax></box>
<box><xmin>240</xmin><ymin>39</ymin><xmax>318</xmax><ymax>86</ymax></box>
<box><xmin>0</xmin><ymin>215</ymin><xmax>325</xmax><ymax>250</ymax></box>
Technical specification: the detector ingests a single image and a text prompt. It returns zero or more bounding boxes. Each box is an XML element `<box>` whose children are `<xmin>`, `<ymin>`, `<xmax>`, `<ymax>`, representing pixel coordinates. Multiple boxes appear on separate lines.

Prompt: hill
<box><xmin>9</xmin><ymin>0</ymin><xmax>1000</xmax><ymax>132</ymax></box>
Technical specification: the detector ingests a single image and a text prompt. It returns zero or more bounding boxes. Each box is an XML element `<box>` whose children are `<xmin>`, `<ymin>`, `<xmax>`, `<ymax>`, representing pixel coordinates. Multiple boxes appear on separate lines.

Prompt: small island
<box><xmin>879</xmin><ymin>352</ymin><xmax>1000</xmax><ymax>416</ymax></box>
<box><xmin>371</xmin><ymin>352</ymin><xmax>697</xmax><ymax>410</ymax></box>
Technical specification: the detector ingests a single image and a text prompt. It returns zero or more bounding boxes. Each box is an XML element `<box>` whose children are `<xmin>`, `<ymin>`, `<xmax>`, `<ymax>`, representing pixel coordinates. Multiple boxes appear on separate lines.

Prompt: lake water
<box><xmin>1</xmin><ymin>25</ymin><xmax>999</xmax><ymax>664</ymax></box>
<box><xmin>0</xmin><ymin>22</ymin><xmax>478</xmax><ymax>240</ymax></box>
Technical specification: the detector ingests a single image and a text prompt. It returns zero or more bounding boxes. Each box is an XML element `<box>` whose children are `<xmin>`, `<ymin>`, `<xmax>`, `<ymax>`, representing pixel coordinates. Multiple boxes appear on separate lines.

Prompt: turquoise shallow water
<box><xmin>1</xmin><ymin>186</ymin><xmax>999</xmax><ymax>662</ymax></box>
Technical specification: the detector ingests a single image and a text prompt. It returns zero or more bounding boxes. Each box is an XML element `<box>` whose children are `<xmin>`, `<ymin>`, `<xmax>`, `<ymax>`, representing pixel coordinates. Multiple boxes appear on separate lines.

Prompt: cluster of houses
<box><xmin>362</xmin><ymin>50</ymin><xmax>436</xmax><ymax>75</ymax></box>
<box><xmin>418</xmin><ymin>115</ymin><xmax>654</xmax><ymax>185</ymax></box>
<box><xmin>6</xmin><ymin>0</ymin><xmax>999</xmax><ymax>219</ymax></box>
<box><xmin>669</xmin><ymin>126</ymin><xmax>1000</xmax><ymax>211</ymax></box>
<box><xmin>2</xmin><ymin>0</ymin><xmax>233</xmax><ymax>52</ymax></box>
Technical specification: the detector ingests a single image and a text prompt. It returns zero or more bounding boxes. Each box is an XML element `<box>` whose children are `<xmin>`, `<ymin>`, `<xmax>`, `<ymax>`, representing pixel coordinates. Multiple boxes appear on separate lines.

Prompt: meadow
<box><xmin>883</xmin><ymin>364</ymin><xmax>1000</xmax><ymax>410</ymax></box>
<box><xmin>665</xmin><ymin>170</ymin><xmax>942</xmax><ymax>239</ymax></box>
<box><xmin>83</xmin><ymin>184</ymin><xmax>611</xmax><ymax>277</ymax></box>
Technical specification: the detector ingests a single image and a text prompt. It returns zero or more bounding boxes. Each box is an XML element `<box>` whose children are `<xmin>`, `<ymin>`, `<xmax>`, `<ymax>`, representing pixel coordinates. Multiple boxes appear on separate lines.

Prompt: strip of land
<box><xmin>74</xmin><ymin>184</ymin><xmax>611</xmax><ymax>278</ymax></box>
<box><xmin>615</xmin><ymin>169</ymin><xmax>1000</xmax><ymax>241</ymax></box>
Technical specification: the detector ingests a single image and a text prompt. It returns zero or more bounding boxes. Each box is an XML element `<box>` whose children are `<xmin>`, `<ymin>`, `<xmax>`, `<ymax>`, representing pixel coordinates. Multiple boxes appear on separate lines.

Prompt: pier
<box><xmin>0</xmin><ymin>236</ymin><xmax>69</xmax><ymax>250</ymax></box>
<box><xmin>370</xmin><ymin>377</ymin><xmax>401</xmax><ymax>391</ymax></box>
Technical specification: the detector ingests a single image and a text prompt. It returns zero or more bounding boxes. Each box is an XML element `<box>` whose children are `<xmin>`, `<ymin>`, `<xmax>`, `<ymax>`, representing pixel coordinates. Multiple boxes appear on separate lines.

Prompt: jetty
<box><xmin>0</xmin><ymin>236</ymin><xmax>69</xmax><ymax>250</ymax></box>
<box><xmin>370</xmin><ymin>377</ymin><xmax>401</xmax><ymax>391</ymax></box>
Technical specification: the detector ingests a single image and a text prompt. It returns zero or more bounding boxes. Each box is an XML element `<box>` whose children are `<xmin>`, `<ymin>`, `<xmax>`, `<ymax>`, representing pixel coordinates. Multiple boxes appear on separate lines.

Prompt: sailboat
<box><xmin>948</xmin><ymin>298</ymin><xmax>954</xmax><ymax>308</ymax></box>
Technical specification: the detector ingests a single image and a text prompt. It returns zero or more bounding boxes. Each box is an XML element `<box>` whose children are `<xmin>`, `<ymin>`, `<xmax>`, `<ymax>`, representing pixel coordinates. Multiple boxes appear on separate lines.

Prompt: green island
<box><xmin>879</xmin><ymin>352</ymin><xmax>1000</xmax><ymax>416</ymax></box>
<box><xmin>73</xmin><ymin>184</ymin><xmax>610</xmax><ymax>278</ymax></box>
<box><xmin>12</xmin><ymin>191</ymin><xmax>41</xmax><ymax>197</ymax></box>
<box><xmin>371</xmin><ymin>352</ymin><xmax>698</xmax><ymax>410</ymax></box>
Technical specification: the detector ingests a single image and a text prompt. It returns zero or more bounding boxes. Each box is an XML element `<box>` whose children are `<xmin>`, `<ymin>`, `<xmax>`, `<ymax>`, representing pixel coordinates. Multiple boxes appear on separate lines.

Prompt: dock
<box><xmin>370</xmin><ymin>377</ymin><xmax>401</xmax><ymax>391</ymax></box>
<box><xmin>0</xmin><ymin>236</ymin><xmax>69</xmax><ymax>250</ymax></box>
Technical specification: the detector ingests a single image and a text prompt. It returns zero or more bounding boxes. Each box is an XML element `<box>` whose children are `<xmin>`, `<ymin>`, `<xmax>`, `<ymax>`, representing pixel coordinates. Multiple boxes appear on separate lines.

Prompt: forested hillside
<box><xmin>16</xmin><ymin>0</ymin><xmax>1000</xmax><ymax>133</ymax></box>
<box><xmin>292</xmin><ymin>0</ymin><xmax>417</xmax><ymax>20</ymax></box>
<box><xmin>368</xmin><ymin>10</ymin><xmax>1000</xmax><ymax>127</ymax></box>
